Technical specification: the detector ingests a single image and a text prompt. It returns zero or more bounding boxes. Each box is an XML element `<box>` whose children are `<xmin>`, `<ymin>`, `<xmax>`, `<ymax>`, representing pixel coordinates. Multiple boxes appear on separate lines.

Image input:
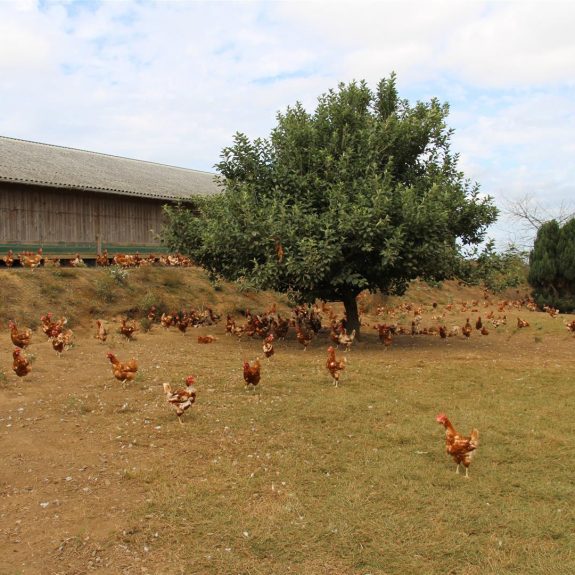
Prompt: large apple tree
<box><xmin>163</xmin><ymin>75</ymin><xmax>498</xmax><ymax>335</ymax></box>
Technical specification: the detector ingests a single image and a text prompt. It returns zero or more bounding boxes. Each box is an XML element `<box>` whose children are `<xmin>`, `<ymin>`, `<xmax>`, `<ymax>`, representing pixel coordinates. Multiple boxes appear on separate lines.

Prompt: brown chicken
<box><xmin>480</xmin><ymin>326</ymin><xmax>489</xmax><ymax>336</ymax></box>
<box><xmin>374</xmin><ymin>324</ymin><xmax>393</xmax><ymax>346</ymax></box>
<box><xmin>243</xmin><ymin>358</ymin><xmax>261</xmax><ymax>388</ymax></box>
<box><xmin>462</xmin><ymin>318</ymin><xmax>472</xmax><ymax>338</ymax></box>
<box><xmin>160</xmin><ymin>312</ymin><xmax>175</xmax><ymax>329</ymax></box>
<box><xmin>296</xmin><ymin>326</ymin><xmax>313</xmax><ymax>351</ymax></box>
<box><xmin>262</xmin><ymin>333</ymin><xmax>275</xmax><ymax>359</ymax></box>
<box><xmin>326</xmin><ymin>346</ymin><xmax>346</xmax><ymax>386</ymax></box>
<box><xmin>51</xmin><ymin>329</ymin><xmax>73</xmax><ymax>355</ymax></box>
<box><xmin>95</xmin><ymin>320</ymin><xmax>108</xmax><ymax>342</ymax></box>
<box><xmin>12</xmin><ymin>348</ymin><xmax>31</xmax><ymax>378</ymax></box>
<box><xmin>3</xmin><ymin>250</ymin><xmax>14</xmax><ymax>267</ymax></box>
<box><xmin>436</xmin><ymin>413</ymin><xmax>479</xmax><ymax>478</ymax></box>
<box><xmin>40</xmin><ymin>314</ymin><xmax>68</xmax><ymax>339</ymax></box>
<box><xmin>517</xmin><ymin>317</ymin><xmax>530</xmax><ymax>328</ymax></box>
<box><xmin>8</xmin><ymin>320</ymin><xmax>31</xmax><ymax>349</ymax></box>
<box><xmin>163</xmin><ymin>376</ymin><xmax>197</xmax><ymax>424</ymax></box>
<box><xmin>18</xmin><ymin>247</ymin><xmax>43</xmax><ymax>269</ymax></box>
<box><xmin>118</xmin><ymin>318</ymin><xmax>137</xmax><ymax>340</ymax></box>
<box><xmin>475</xmin><ymin>316</ymin><xmax>483</xmax><ymax>330</ymax></box>
<box><xmin>106</xmin><ymin>352</ymin><xmax>138</xmax><ymax>384</ymax></box>
<box><xmin>273</xmin><ymin>315</ymin><xmax>290</xmax><ymax>340</ymax></box>
<box><xmin>176</xmin><ymin>314</ymin><xmax>190</xmax><ymax>335</ymax></box>
<box><xmin>96</xmin><ymin>249</ymin><xmax>110</xmax><ymax>266</ymax></box>
<box><xmin>197</xmin><ymin>335</ymin><xmax>217</xmax><ymax>344</ymax></box>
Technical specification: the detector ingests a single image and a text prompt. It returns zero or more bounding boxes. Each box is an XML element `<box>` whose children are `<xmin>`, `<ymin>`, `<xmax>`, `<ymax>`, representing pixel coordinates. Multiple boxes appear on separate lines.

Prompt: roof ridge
<box><xmin>0</xmin><ymin>135</ymin><xmax>216</xmax><ymax>176</ymax></box>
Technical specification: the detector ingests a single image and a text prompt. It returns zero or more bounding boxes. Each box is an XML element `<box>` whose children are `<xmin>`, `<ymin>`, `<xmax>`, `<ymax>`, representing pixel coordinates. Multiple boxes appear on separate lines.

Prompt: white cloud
<box><xmin>0</xmin><ymin>0</ymin><xmax>573</xmax><ymax>248</ymax></box>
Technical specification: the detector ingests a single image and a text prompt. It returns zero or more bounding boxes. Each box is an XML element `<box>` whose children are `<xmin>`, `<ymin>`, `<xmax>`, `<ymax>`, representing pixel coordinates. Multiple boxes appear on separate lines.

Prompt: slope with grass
<box><xmin>0</xmin><ymin>267</ymin><xmax>574</xmax><ymax>574</ymax></box>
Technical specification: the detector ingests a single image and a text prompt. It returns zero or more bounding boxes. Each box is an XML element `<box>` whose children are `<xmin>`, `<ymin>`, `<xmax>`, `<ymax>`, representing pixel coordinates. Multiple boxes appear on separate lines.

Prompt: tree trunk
<box><xmin>341</xmin><ymin>290</ymin><xmax>361</xmax><ymax>339</ymax></box>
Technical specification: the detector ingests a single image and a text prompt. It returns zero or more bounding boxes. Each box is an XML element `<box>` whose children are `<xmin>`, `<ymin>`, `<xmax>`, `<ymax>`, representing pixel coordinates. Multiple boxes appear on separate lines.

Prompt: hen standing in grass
<box><xmin>296</xmin><ymin>326</ymin><xmax>313</xmax><ymax>351</ymax></box>
<box><xmin>106</xmin><ymin>352</ymin><xmax>138</xmax><ymax>384</ymax></box>
<box><xmin>8</xmin><ymin>320</ymin><xmax>31</xmax><ymax>349</ymax></box>
<box><xmin>95</xmin><ymin>320</ymin><xmax>108</xmax><ymax>343</ymax></box>
<box><xmin>326</xmin><ymin>346</ymin><xmax>346</xmax><ymax>386</ymax></box>
<box><xmin>436</xmin><ymin>413</ymin><xmax>479</xmax><ymax>478</ymax></box>
<box><xmin>262</xmin><ymin>333</ymin><xmax>275</xmax><ymax>359</ymax></box>
<box><xmin>3</xmin><ymin>250</ymin><xmax>14</xmax><ymax>267</ymax></box>
<box><xmin>163</xmin><ymin>376</ymin><xmax>197</xmax><ymax>424</ymax></box>
<box><xmin>118</xmin><ymin>318</ymin><xmax>137</xmax><ymax>340</ymax></box>
<box><xmin>12</xmin><ymin>348</ymin><xmax>31</xmax><ymax>378</ymax></box>
<box><xmin>243</xmin><ymin>358</ymin><xmax>261</xmax><ymax>388</ymax></box>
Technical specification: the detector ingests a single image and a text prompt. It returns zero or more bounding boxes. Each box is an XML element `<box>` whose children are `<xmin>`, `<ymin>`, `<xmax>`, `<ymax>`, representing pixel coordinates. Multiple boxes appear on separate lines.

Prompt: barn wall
<box><xmin>0</xmin><ymin>183</ymin><xmax>168</xmax><ymax>248</ymax></box>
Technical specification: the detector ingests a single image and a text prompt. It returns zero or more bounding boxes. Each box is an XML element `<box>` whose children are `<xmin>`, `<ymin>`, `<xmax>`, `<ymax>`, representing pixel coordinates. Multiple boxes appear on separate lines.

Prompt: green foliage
<box><xmin>108</xmin><ymin>265</ymin><xmax>129</xmax><ymax>285</ymax></box>
<box><xmin>528</xmin><ymin>218</ymin><xmax>575</xmax><ymax>311</ymax></box>
<box><xmin>458</xmin><ymin>241</ymin><xmax>528</xmax><ymax>293</ymax></box>
<box><xmin>163</xmin><ymin>74</ymin><xmax>498</xmax><ymax>331</ymax></box>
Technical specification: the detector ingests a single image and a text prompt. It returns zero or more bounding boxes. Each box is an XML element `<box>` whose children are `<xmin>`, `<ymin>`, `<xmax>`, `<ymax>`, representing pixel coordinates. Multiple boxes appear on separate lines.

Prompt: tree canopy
<box><xmin>163</xmin><ymin>75</ymin><xmax>498</xmax><ymax>333</ymax></box>
<box><xmin>528</xmin><ymin>217</ymin><xmax>575</xmax><ymax>311</ymax></box>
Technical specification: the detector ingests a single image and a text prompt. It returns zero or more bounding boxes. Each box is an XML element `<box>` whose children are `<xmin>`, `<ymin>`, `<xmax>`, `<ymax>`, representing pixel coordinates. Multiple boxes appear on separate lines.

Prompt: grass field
<box><xmin>0</xmin><ymin>267</ymin><xmax>574</xmax><ymax>574</ymax></box>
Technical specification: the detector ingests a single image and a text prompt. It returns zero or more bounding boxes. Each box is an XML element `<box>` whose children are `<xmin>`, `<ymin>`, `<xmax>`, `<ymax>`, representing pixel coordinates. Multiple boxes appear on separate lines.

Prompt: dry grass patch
<box><xmin>0</xmin><ymin>269</ymin><xmax>574</xmax><ymax>574</ymax></box>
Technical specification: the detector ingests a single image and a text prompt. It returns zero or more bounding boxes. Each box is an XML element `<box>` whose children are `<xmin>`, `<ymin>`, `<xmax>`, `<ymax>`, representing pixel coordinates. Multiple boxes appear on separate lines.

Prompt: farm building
<box><xmin>0</xmin><ymin>136</ymin><xmax>219</xmax><ymax>259</ymax></box>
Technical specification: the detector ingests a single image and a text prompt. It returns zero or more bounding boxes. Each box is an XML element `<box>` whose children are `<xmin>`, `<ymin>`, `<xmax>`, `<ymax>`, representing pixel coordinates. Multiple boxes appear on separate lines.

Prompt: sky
<box><xmin>1</xmin><ymin>0</ymin><xmax>574</xmax><ymax>250</ymax></box>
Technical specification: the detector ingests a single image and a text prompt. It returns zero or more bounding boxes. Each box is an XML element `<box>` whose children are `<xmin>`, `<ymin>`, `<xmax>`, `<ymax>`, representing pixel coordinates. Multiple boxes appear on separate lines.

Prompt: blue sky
<box><xmin>1</xmin><ymin>0</ymin><xmax>574</xmax><ymax>249</ymax></box>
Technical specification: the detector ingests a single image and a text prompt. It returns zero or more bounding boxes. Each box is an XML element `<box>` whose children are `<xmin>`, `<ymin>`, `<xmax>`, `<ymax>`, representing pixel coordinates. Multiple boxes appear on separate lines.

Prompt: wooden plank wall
<box><xmin>0</xmin><ymin>183</ymin><xmax>168</xmax><ymax>246</ymax></box>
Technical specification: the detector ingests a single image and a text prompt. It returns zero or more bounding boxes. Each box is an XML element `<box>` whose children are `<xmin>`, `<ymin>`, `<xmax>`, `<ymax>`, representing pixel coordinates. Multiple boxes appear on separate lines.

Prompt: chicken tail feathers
<box><xmin>470</xmin><ymin>429</ymin><xmax>479</xmax><ymax>448</ymax></box>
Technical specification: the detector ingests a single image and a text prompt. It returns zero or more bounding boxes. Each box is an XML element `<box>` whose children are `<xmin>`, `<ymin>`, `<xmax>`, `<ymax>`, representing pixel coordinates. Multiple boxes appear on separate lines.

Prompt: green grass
<box><xmin>1</xmin><ymin>268</ymin><xmax>573</xmax><ymax>573</ymax></box>
<box><xmin>112</xmin><ymin>324</ymin><xmax>575</xmax><ymax>574</ymax></box>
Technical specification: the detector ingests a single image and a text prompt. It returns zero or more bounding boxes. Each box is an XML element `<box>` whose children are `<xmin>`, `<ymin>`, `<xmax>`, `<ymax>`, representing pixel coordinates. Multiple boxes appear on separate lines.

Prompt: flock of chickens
<box><xmin>1</xmin><ymin>248</ymin><xmax>193</xmax><ymax>268</ymax></box>
<box><xmin>5</xmin><ymin>290</ymin><xmax>573</xmax><ymax>478</ymax></box>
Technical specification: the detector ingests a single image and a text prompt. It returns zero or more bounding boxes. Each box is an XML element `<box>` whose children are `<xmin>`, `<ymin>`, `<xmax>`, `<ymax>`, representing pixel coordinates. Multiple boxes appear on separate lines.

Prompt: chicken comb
<box><xmin>435</xmin><ymin>413</ymin><xmax>448</xmax><ymax>422</ymax></box>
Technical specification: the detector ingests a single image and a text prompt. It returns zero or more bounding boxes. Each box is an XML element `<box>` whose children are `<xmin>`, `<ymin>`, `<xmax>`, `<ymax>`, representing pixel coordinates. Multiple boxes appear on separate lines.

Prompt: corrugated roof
<box><xmin>0</xmin><ymin>136</ymin><xmax>220</xmax><ymax>201</ymax></box>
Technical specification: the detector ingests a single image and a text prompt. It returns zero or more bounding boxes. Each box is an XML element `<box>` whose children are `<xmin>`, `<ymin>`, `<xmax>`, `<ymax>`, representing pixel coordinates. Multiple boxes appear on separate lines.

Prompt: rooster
<box><xmin>106</xmin><ymin>352</ymin><xmax>138</xmax><ymax>384</ymax></box>
<box><xmin>12</xmin><ymin>348</ymin><xmax>31</xmax><ymax>378</ymax></box>
<box><xmin>8</xmin><ymin>320</ymin><xmax>31</xmax><ymax>349</ymax></box>
<box><xmin>163</xmin><ymin>376</ymin><xmax>197</xmax><ymax>424</ymax></box>
<box><xmin>326</xmin><ymin>346</ymin><xmax>346</xmax><ymax>386</ymax></box>
<box><xmin>436</xmin><ymin>413</ymin><xmax>479</xmax><ymax>478</ymax></box>
<box><xmin>243</xmin><ymin>358</ymin><xmax>261</xmax><ymax>388</ymax></box>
